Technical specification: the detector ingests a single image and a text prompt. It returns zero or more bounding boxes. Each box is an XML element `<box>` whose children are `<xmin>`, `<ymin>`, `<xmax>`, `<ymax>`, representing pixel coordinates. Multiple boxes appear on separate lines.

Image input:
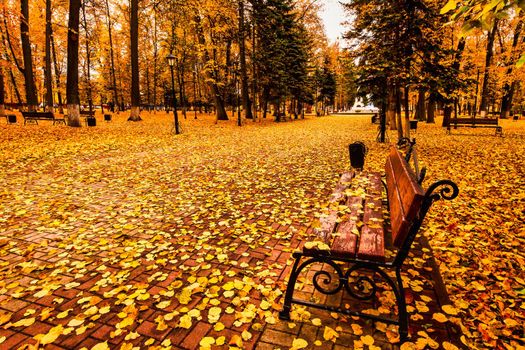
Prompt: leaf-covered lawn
<box><xmin>0</xmin><ymin>113</ymin><xmax>524</xmax><ymax>349</ymax></box>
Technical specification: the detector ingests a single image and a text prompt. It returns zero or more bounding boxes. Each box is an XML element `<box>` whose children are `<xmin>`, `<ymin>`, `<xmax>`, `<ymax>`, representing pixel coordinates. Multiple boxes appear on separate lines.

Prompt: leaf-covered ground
<box><xmin>0</xmin><ymin>113</ymin><xmax>524</xmax><ymax>349</ymax></box>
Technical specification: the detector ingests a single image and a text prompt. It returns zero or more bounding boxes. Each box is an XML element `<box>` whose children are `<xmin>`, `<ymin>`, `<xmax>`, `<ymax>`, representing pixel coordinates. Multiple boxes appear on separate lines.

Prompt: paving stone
<box><xmin>259</xmin><ymin>328</ymin><xmax>295</xmax><ymax>348</ymax></box>
<box><xmin>180</xmin><ymin>322</ymin><xmax>212</xmax><ymax>349</ymax></box>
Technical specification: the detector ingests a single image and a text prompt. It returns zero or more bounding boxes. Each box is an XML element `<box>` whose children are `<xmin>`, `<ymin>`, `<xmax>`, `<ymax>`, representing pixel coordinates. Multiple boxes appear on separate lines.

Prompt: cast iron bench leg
<box><xmin>279</xmin><ymin>253</ymin><xmax>303</xmax><ymax>321</ymax></box>
<box><xmin>396</xmin><ymin>267</ymin><xmax>409</xmax><ymax>342</ymax></box>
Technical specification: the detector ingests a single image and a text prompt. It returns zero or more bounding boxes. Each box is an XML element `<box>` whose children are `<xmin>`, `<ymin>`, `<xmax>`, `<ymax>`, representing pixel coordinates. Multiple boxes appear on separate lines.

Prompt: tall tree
<box><xmin>252</xmin><ymin>0</ymin><xmax>310</xmax><ymax>121</ymax></box>
<box><xmin>0</xmin><ymin>12</ymin><xmax>22</xmax><ymax>106</ymax></box>
<box><xmin>238</xmin><ymin>0</ymin><xmax>253</xmax><ymax>119</ymax></box>
<box><xmin>500</xmin><ymin>19</ymin><xmax>523</xmax><ymax>118</ymax></box>
<box><xmin>66</xmin><ymin>0</ymin><xmax>81</xmax><ymax>126</ymax></box>
<box><xmin>479</xmin><ymin>18</ymin><xmax>499</xmax><ymax>117</ymax></box>
<box><xmin>51</xmin><ymin>31</ymin><xmax>64</xmax><ymax>113</ymax></box>
<box><xmin>44</xmin><ymin>0</ymin><xmax>54</xmax><ymax>112</ymax></box>
<box><xmin>344</xmin><ymin>0</ymin><xmax>464</xmax><ymax>134</ymax></box>
<box><xmin>20</xmin><ymin>0</ymin><xmax>38</xmax><ymax>110</ymax></box>
<box><xmin>82</xmin><ymin>0</ymin><xmax>93</xmax><ymax>111</ymax></box>
<box><xmin>318</xmin><ymin>57</ymin><xmax>337</xmax><ymax>114</ymax></box>
<box><xmin>105</xmin><ymin>0</ymin><xmax>118</xmax><ymax>111</ymax></box>
<box><xmin>0</xmin><ymin>65</ymin><xmax>4</xmax><ymax>117</ymax></box>
<box><xmin>194</xmin><ymin>13</ymin><xmax>229</xmax><ymax>121</ymax></box>
<box><xmin>129</xmin><ymin>0</ymin><xmax>141</xmax><ymax>121</ymax></box>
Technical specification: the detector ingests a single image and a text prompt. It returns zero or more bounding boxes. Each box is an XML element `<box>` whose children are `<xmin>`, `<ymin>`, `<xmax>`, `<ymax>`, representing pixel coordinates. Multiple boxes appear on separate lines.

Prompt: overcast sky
<box><xmin>319</xmin><ymin>0</ymin><xmax>347</xmax><ymax>44</ymax></box>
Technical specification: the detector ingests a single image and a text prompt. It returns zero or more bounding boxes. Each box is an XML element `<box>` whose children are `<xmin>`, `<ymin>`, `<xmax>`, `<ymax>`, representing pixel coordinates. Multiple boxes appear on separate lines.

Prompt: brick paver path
<box><xmin>0</xmin><ymin>113</ymin><xmax>461</xmax><ymax>349</ymax></box>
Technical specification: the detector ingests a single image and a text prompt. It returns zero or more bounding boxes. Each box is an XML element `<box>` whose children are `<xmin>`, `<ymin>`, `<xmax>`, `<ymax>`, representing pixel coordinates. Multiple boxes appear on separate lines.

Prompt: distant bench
<box><xmin>80</xmin><ymin>110</ymin><xmax>95</xmax><ymax>117</ymax></box>
<box><xmin>448</xmin><ymin>117</ymin><xmax>502</xmax><ymax>136</ymax></box>
<box><xmin>22</xmin><ymin>111</ymin><xmax>65</xmax><ymax>125</ymax></box>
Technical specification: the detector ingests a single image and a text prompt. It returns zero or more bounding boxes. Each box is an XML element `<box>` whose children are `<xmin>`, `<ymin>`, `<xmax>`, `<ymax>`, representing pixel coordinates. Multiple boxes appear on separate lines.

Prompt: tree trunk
<box><xmin>9</xmin><ymin>69</ymin><xmax>22</xmax><ymax>104</ymax></box>
<box><xmin>501</xmin><ymin>81</ymin><xmax>518</xmax><ymax>119</ymax></box>
<box><xmin>251</xmin><ymin>21</ymin><xmax>257</xmax><ymax>120</ymax></box>
<box><xmin>82</xmin><ymin>2</ymin><xmax>92</xmax><ymax>112</ymax></box>
<box><xmin>44</xmin><ymin>0</ymin><xmax>53</xmax><ymax>112</ymax></box>
<box><xmin>20</xmin><ymin>0</ymin><xmax>38</xmax><ymax>110</ymax></box>
<box><xmin>196</xmin><ymin>63</ymin><xmax>203</xmax><ymax>112</ymax></box>
<box><xmin>105</xmin><ymin>0</ymin><xmax>118</xmax><ymax>111</ymax></box>
<box><xmin>51</xmin><ymin>31</ymin><xmax>64</xmax><ymax>113</ymax></box>
<box><xmin>194</xmin><ymin>15</ymin><xmax>228</xmax><ymax>120</ymax></box>
<box><xmin>479</xmin><ymin>18</ymin><xmax>499</xmax><ymax>117</ymax></box>
<box><xmin>262</xmin><ymin>86</ymin><xmax>269</xmax><ymax>119</ymax></box>
<box><xmin>427</xmin><ymin>96</ymin><xmax>435</xmax><ymax>123</ymax></box>
<box><xmin>145</xmin><ymin>61</ymin><xmax>150</xmax><ymax>106</ymax></box>
<box><xmin>177</xmin><ymin>58</ymin><xmax>187</xmax><ymax>119</ymax></box>
<box><xmin>395</xmin><ymin>84</ymin><xmax>403</xmax><ymax>140</ymax></box>
<box><xmin>238</xmin><ymin>0</ymin><xmax>252</xmax><ymax>119</ymax></box>
<box><xmin>443</xmin><ymin>37</ymin><xmax>466</xmax><ymax>127</ymax></box>
<box><xmin>0</xmin><ymin>67</ymin><xmax>5</xmax><ymax>117</ymax></box>
<box><xmin>274</xmin><ymin>100</ymin><xmax>281</xmax><ymax>122</ymax></box>
<box><xmin>501</xmin><ymin>20</ymin><xmax>523</xmax><ymax>119</ymax></box>
<box><xmin>66</xmin><ymin>0</ymin><xmax>81</xmax><ymax>126</ymax></box>
<box><xmin>404</xmin><ymin>85</ymin><xmax>410</xmax><ymax>138</ymax></box>
<box><xmin>416</xmin><ymin>89</ymin><xmax>425</xmax><ymax>121</ymax></box>
<box><xmin>128</xmin><ymin>0</ymin><xmax>141</xmax><ymax>121</ymax></box>
<box><xmin>387</xmin><ymin>81</ymin><xmax>396</xmax><ymax>129</ymax></box>
<box><xmin>0</xmin><ymin>22</ymin><xmax>23</xmax><ymax>104</ymax></box>
<box><xmin>153</xmin><ymin>6</ymin><xmax>158</xmax><ymax>111</ymax></box>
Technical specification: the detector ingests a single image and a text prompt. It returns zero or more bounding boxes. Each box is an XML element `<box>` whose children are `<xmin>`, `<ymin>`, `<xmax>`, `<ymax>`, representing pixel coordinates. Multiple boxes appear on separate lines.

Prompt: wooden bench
<box><xmin>22</xmin><ymin>111</ymin><xmax>65</xmax><ymax>125</ymax></box>
<box><xmin>80</xmin><ymin>110</ymin><xmax>95</xmax><ymax>117</ymax></box>
<box><xmin>447</xmin><ymin>117</ymin><xmax>502</xmax><ymax>136</ymax></box>
<box><xmin>279</xmin><ymin>145</ymin><xmax>458</xmax><ymax>343</ymax></box>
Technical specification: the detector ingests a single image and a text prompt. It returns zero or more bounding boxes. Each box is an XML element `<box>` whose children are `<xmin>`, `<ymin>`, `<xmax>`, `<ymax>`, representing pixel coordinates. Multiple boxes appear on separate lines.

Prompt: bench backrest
<box><xmin>451</xmin><ymin>118</ymin><xmax>498</xmax><ymax>124</ymax></box>
<box><xmin>22</xmin><ymin>111</ymin><xmax>54</xmax><ymax>119</ymax></box>
<box><xmin>385</xmin><ymin>146</ymin><xmax>425</xmax><ymax>248</ymax></box>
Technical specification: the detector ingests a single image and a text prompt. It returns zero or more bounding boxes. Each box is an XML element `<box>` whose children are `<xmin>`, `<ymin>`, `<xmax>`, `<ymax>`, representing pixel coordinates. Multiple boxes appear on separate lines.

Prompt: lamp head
<box><xmin>166</xmin><ymin>53</ymin><xmax>176</xmax><ymax>67</ymax></box>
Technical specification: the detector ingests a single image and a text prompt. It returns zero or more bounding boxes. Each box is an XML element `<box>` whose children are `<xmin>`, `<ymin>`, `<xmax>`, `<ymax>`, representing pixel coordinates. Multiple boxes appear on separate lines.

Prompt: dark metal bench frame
<box><xmin>22</xmin><ymin>111</ymin><xmax>65</xmax><ymax>125</ymax></box>
<box><xmin>279</xmin><ymin>145</ymin><xmax>458</xmax><ymax>343</ymax></box>
<box><xmin>447</xmin><ymin>117</ymin><xmax>502</xmax><ymax>136</ymax></box>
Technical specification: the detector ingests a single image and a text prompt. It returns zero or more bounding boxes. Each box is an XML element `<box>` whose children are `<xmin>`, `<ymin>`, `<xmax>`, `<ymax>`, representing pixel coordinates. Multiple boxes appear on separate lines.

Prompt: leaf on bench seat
<box><xmin>314</xmin><ymin>211</ymin><xmax>338</xmax><ymax>241</ymax></box>
<box><xmin>356</xmin><ymin>172</ymin><xmax>385</xmax><ymax>262</ymax></box>
<box><xmin>303</xmin><ymin>241</ymin><xmax>330</xmax><ymax>251</ymax></box>
<box><xmin>330</xmin><ymin>194</ymin><xmax>363</xmax><ymax>257</ymax></box>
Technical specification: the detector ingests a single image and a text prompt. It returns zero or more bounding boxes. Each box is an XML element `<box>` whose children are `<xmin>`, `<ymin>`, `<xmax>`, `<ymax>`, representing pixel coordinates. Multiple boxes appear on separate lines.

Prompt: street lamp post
<box><xmin>166</xmin><ymin>53</ymin><xmax>180</xmax><ymax>134</ymax></box>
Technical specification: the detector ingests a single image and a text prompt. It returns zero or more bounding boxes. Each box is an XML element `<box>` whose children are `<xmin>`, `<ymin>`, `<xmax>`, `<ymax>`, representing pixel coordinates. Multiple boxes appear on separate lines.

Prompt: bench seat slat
<box><xmin>329</xmin><ymin>171</ymin><xmax>355</xmax><ymax>203</ymax></box>
<box><xmin>312</xmin><ymin>171</ymin><xmax>357</xmax><ymax>242</ymax></box>
<box><xmin>330</xmin><ymin>195</ymin><xmax>363</xmax><ymax>258</ymax></box>
<box><xmin>314</xmin><ymin>211</ymin><xmax>338</xmax><ymax>242</ymax></box>
<box><xmin>357</xmin><ymin>172</ymin><xmax>385</xmax><ymax>261</ymax></box>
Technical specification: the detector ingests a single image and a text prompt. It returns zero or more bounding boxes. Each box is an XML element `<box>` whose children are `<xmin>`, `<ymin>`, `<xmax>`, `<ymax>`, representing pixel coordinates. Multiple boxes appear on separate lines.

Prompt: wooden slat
<box><xmin>314</xmin><ymin>211</ymin><xmax>338</xmax><ymax>241</ymax></box>
<box><xmin>331</xmin><ymin>195</ymin><xmax>362</xmax><ymax>257</ymax></box>
<box><xmin>329</xmin><ymin>171</ymin><xmax>355</xmax><ymax>203</ymax></box>
<box><xmin>357</xmin><ymin>172</ymin><xmax>385</xmax><ymax>261</ymax></box>
<box><xmin>312</xmin><ymin>171</ymin><xmax>356</xmax><ymax>243</ymax></box>
<box><xmin>386</xmin><ymin>147</ymin><xmax>425</xmax><ymax>247</ymax></box>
